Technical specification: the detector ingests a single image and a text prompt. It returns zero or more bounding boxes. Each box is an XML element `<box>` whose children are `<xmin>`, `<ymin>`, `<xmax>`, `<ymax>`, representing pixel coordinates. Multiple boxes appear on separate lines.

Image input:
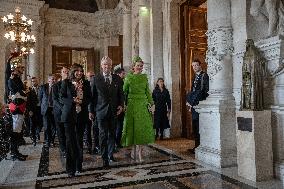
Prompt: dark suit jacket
<box><xmin>39</xmin><ymin>83</ymin><xmax>53</xmax><ymax>115</ymax></box>
<box><xmin>60</xmin><ymin>79</ymin><xmax>91</xmax><ymax>123</ymax></box>
<box><xmin>89</xmin><ymin>73</ymin><xmax>124</xmax><ymax>120</ymax></box>
<box><xmin>26</xmin><ymin>87</ymin><xmax>38</xmax><ymax>113</ymax></box>
<box><xmin>186</xmin><ymin>71</ymin><xmax>209</xmax><ymax>120</ymax></box>
<box><xmin>52</xmin><ymin>81</ymin><xmax>63</xmax><ymax>122</ymax></box>
<box><xmin>186</xmin><ymin>71</ymin><xmax>209</xmax><ymax>107</ymax></box>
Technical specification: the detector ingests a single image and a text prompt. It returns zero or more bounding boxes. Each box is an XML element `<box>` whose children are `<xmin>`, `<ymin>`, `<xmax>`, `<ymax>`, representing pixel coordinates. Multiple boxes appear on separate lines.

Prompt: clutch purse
<box><xmin>148</xmin><ymin>104</ymin><xmax>155</xmax><ymax>114</ymax></box>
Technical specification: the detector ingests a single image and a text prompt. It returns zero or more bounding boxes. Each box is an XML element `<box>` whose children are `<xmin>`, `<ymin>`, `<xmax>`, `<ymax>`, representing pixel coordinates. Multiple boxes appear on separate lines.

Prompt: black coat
<box><xmin>52</xmin><ymin>81</ymin><xmax>63</xmax><ymax>122</ymax></box>
<box><xmin>186</xmin><ymin>71</ymin><xmax>209</xmax><ymax>120</ymax></box>
<box><xmin>26</xmin><ymin>87</ymin><xmax>38</xmax><ymax>113</ymax></box>
<box><xmin>152</xmin><ymin>88</ymin><xmax>171</xmax><ymax>129</ymax></box>
<box><xmin>89</xmin><ymin>73</ymin><xmax>124</xmax><ymax>120</ymax></box>
<box><xmin>8</xmin><ymin>75</ymin><xmax>26</xmax><ymax>106</ymax></box>
<box><xmin>60</xmin><ymin>79</ymin><xmax>91</xmax><ymax>123</ymax></box>
<box><xmin>38</xmin><ymin>83</ymin><xmax>53</xmax><ymax>115</ymax></box>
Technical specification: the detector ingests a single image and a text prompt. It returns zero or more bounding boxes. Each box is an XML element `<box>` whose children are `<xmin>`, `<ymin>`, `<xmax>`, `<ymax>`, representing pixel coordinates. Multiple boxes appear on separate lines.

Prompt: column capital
<box><xmin>206</xmin><ymin>26</ymin><xmax>234</xmax><ymax>80</ymax></box>
<box><xmin>116</xmin><ymin>0</ymin><xmax>132</xmax><ymax>14</ymax></box>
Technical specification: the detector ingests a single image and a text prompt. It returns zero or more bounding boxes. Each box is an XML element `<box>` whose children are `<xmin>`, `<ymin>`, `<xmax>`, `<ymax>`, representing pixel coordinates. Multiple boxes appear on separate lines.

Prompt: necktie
<box><xmin>49</xmin><ymin>87</ymin><xmax>53</xmax><ymax>107</ymax></box>
<box><xmin>105</xmin><ymin>76</ymin><xmax>110</xmax><ymax>87</ymax></box>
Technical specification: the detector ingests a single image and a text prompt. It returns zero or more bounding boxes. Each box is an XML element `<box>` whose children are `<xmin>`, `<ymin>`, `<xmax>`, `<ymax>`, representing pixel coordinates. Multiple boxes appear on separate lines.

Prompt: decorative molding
<box><xmin>205</xmin><ymin>26</ymin><xmax>233</xmax><ymax>80</ymax></box>
<box><xmin>1</xmin><ymin>0</ymin><xmax>45</xmax><ymax>7</ymax></box>
<box><xmin>116</xmin><ymin>0</ymin><xmax>132</xmax><ymax>14</ymax></box>
<box><xmin>44</xmin><ymin>9</ymin><xmax>122</xmax><ymax>39</ymax></box>
<box><xmin>256</xmin><ymin>36</ymin><xmax>284</xmax><ymax>77</ymax></box>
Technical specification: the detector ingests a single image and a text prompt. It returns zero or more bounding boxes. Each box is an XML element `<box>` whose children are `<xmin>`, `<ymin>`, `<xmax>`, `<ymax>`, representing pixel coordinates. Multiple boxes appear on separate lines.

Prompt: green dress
<box><xmin>121</xmin><ymin>73</ymin><xmax>155</xmax><ymax>147</ymax></box>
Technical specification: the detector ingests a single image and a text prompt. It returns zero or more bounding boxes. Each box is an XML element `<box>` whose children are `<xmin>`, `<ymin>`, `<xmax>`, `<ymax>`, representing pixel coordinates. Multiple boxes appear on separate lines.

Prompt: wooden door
<box><xmin>52</xmin><ymin>46</ymin><xmax>96</xmax><ymax>75</ymax></box>
<box><xmin>108</xmin><ymin>35</ymin><xmax>123</xmax><ymax>68</ymax></box>
<box><xmin>180</xmin><ymin>3</ymin><xmax>207</xmax><ymax>139</ymax></box>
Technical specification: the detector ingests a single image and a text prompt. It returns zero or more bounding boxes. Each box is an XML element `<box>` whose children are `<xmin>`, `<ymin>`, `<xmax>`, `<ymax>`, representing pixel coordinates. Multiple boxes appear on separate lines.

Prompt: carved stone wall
<box><xmin>43</xmin><ymin>8</ymin><xmax>123</xmax><ymax>80</ymax></box>
<box><xmin>206</xmin><ymin>27</ymin><xmax>234</xmax><ymax>81</ymax></box>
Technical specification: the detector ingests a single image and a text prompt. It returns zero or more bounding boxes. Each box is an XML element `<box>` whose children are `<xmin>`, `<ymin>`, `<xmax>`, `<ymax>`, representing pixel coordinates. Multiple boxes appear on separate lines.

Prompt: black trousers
<box><xmin>35</xmin><ymin>106</ymin><xmax>43</xmax><ymax>134</ymax></box>
<box><xmin>42</xmin><ymin>107</ymin><xmax>56</xmax><ymax>144</ymax></box>
<box><xmin>64</xmin><ymin>110</ymin><xmax>87</xmax><ymax>174</ymax></box>
<box><xmin>10</xmin><ymin>132</ymin><xmax>24</xmax><ymax>155</ymax></box>
<box><xmin>92</xmin><ymin>118</ymin><xmax>100</xmax><ymax>150</ymax></box>
<box><xmin>64</xmin><ymin>121</ymin><xmax>78</xmax><ymax>174</ymax></box>
<box><xmin>54</xmin><ymin>111</ymin><xmax>66</xmax><ymax>153</ymax></box>
<box><xmin>192</xmin><ymin>111</ymin><xmax>200</xmax><ymax>148</ymax></box>
<box><xmin>115</xmin><ymin>113</ymin><xmax>124</xmax><ymax>146</ymax></box>
<box><xmin>97</xmin><ymin>115</ymin><xmax>116</xmax><ymax>161</ymax></box>
<box><xmin>85</xmin><ymin>118</ymin><xmax>100</xmax><ymax>151</ymax></box>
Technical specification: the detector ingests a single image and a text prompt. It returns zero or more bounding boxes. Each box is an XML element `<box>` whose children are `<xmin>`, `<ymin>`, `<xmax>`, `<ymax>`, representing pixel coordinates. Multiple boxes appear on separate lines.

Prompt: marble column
<box><xmin>122</xmin><ymin>2</ymin><xmax>132</xmax><ymax>72</ymax></box>
<box><xmin>195</xmin><ymin>0</ymin><xmax>237</xmax><ymax>168</ymax></box>
<box><xmin>28</xmin><ymin>23</ymin><xmax>41</xmax><ymax>79</ymax></box>
<box><xmin>150</xmin><ymin>0</ymin><xmax>163</xmax><ymax>87</ymax></box>
<box><xmin>138</xmin><ymin>0</ymin><xmax>151</xmax><ymax>76</ymax></box>
<box><xmin>0</xmin><ymin>32</ymin><xmax>8</xmax><ymax>103</ymax></box>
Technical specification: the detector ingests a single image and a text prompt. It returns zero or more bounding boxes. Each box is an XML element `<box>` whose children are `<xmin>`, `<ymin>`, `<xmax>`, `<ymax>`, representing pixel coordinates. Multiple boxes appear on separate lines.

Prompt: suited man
<box><xmin>52</xmin><ymin>68</ymin><xmax>69</xmax><ymax>157</ymax></box>
<box><xmin>60</xmin><ymin>64</ymin><xmax>91</xmax><ymax>176</ymax></box>
<box><xmin>186</xmin><ymin>59</ymin><xmax>209</xmax><ymax>154</ymax></box>
<box><xmin>39</xmin><ymin>74</ymin><xmax>56</xmax><ymax>147</ymax></box>
<box><xmin>30</xmin><ymin>77</ymin><xmax>43</xmax><ymax>140</ymax></box>
<box><xmin>89</xmin><ymin>56</ymin><xmax>124</xmax><ymax>167</ymax></box>
<box><xmin>26</xmin><ymin>78</ymin><xmax>39</xmax><ymax>146</ymax></box>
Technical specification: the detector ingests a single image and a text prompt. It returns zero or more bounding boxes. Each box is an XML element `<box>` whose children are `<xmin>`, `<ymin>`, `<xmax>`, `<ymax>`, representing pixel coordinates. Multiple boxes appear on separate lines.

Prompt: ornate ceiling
<box><xmin>44</xmin><ymin>0</ymin><xmax>120</xmax><ymax>13</ymax></box>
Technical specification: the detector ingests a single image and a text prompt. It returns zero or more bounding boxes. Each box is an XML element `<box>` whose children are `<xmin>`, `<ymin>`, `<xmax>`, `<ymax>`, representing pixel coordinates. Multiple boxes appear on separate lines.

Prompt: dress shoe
<box><xmin>61</xmin><ymin>150</ymin><xmax>66</xmax><ymax>158</ymax></box>
<box><xmin>93</xmin><ymin>147</ymin><xmax>100</xmax><ymax>155</ymax></box>
<box><xmin>67</xmin><ymin>172</ymin><xmax>75</xmax><ymax>177</ymax></box>
<box><xmin>188</xmin><ymin>148</ymin><xmax>195</xmax><ymax>154</ymax></box>
<box><xmin>36</xmin><ymin>134</ymin><xmax>40</xmax><ymax>141</ymax></box>
<box><xmin>17</xmin><ymin>152</ymin><xmax>28</xmax><ymax>158</ymax></box>
<box><xmin>87</xmin><ymin>148</ymin><xmax>92</xmax><ymax>154</ymax></box>
<box><xmin>44</xmin><ymin>142</ymin><xmax>50</xmax><ymax>148</ymax></box>
<box><xmin>103</xmin><ymin>160</ymin><xmax>110</xmax><ymax>168</ymax></box>
<box><xmin>109</xmin><ymin>156</ymin><xmax>117</xmax><ymax>163</ymax></box>
<box><xmin>11</xmin><ymin>154</ymin><xmax>26</xmax><ymax>161</ymax></box>
<box><xmin>31</xmin><ymin>138</ymin><xmax>37</xmax><ymax>146</ymax></box>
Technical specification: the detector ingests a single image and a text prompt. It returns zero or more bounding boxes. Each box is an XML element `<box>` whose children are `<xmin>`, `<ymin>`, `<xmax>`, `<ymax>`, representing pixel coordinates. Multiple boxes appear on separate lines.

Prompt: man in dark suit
<box><xmin>30</xmin><ymin>77</ymin><xmax>42</xmax><ymax>141</ymax></box>
<box><xmin>89</xmin><ymin>56</ymin><xmax>124</xmax><ymax>167</ymax></box>
<box><xmin>186</xmin><ymin>59</ymin><xmax>209</xmax><ymax>154</ymax></box>
<box><xmin>26</xmin><ymin>78</ymin><xmax>40</xmax><ymax>146</ymax></box>
<box><xmin>39</xmin><ymin>74</ymin><xmax>56</xmax><ymax>147</ymax></box>
<box><xmin>53</xmin><ymin>68</ymin><xmax>68</xmax><ymax>157</ymax></box>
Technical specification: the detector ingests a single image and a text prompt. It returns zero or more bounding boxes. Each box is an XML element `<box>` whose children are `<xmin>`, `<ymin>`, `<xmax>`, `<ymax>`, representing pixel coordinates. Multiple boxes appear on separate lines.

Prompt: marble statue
<box><xmin>240</xmin><ymin>39</ymin><xmax>267</xmax><ymax>111</ymax></box>
<box><xmin>250</xmin><ymin>0</ymin><xmax>284</xmax><ymax>36</ymax></box>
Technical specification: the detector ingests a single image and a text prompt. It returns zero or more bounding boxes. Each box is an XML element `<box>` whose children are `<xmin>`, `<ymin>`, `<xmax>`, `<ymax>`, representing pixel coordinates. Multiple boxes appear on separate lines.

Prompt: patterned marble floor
<box><xmin>0</xmin><ymin>138</ymin><xmax>283</xmax><ymax>189</ymax></box>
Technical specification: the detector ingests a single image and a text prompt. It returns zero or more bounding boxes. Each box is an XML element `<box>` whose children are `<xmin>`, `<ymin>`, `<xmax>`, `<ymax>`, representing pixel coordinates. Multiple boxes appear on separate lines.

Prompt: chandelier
<box><xmin>2</xmin><ymin>7</ymin><xmax>36</xmax><ymax>55</ymax></box>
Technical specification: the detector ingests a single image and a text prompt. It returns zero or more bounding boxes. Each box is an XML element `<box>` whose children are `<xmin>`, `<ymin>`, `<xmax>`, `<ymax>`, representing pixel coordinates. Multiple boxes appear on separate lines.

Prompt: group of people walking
<box><xmin>5</xmin><ymin>53</ymin><xmax>173</xmax><ymax>177</ymax></box>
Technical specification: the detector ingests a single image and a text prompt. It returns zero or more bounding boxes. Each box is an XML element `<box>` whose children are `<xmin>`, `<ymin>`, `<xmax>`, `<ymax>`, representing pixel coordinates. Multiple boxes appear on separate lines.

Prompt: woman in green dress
<box><xmin>121</xmin><ymin>56</ymin><xmax>155</xmax><ymax>161</ymax></box>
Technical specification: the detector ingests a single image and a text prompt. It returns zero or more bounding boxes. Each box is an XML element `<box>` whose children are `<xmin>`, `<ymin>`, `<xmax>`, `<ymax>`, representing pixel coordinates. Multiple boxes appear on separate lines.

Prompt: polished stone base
<box><xmin>236</xmin><ymin>110</ymin><xmax>273</xmax><ymax>182</ymax></box>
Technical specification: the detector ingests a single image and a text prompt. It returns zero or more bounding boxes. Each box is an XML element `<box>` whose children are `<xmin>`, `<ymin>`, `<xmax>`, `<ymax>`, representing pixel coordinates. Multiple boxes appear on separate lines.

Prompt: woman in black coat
<box><xmin>152</xmin><ymin>78</ymin><xmax>171</xmax><ymax>140</ymax></box>
<box><xmin>60</xmin><ymin>63</ymin><xmax>91</xmax><ymax>177</ymax></box>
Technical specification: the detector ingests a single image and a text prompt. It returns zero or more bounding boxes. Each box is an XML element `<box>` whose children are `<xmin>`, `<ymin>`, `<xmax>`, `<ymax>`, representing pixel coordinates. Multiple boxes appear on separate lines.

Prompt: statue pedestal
<box><xmin>236</xmin><ymin>110</ymin><xmax>273</xmax><ymax>182</ymax></box>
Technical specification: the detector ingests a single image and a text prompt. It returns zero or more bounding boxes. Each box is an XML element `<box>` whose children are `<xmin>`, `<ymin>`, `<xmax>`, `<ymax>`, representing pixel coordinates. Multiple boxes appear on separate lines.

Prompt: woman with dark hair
<box><xmin>152</xmin><ymin>78</ymin><xmax>171</xmax><ymax>140</ymax></box>
<box><xmin>60</xmin><ymin>63</ymin><xmax>91</xmax><ymax>177</ymax></box>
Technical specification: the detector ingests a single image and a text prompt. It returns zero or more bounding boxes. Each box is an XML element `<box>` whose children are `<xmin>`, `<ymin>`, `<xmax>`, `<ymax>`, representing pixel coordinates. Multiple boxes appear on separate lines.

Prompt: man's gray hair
<box><xmin>101</xmin><ymin>56</ymin><xmax>112</xmax><ymax>65</ymax></box>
